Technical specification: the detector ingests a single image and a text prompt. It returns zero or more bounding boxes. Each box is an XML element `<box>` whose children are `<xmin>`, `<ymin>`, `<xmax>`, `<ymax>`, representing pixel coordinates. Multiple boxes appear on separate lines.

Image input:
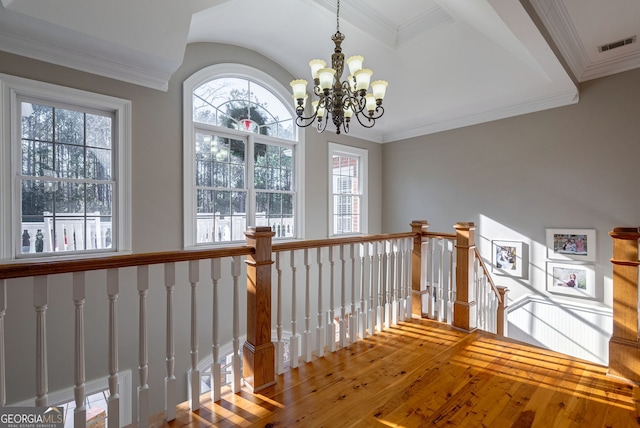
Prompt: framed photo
<box><xmin>492</xmin><ymin>240</ymin><xmax>523</xmax><ymax>277</ymax></box>
<box><xmin>546</xmin><ymin>228</ymin><xmax>596</xmax><ymax>262</ymax></box>
<box><xmin>546</xmin><ymin>262</ymin><xmax>595</xmax><ymax>299</ymax></box>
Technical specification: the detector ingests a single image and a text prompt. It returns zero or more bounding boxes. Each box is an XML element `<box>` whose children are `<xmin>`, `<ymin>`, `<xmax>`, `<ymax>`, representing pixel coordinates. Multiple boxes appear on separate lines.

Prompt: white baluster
<box><xmin>450</xmin><ymin>240</ymin><xmax>457</xmax><ymax>325</ymax></box>
<box><xmin>289</xmin><ymin>251</ymin><xmax>300</xmax><ymax>368</ymax></box>
<box><xmin>188</xmin><ymin>260</ymin><xmax>200</xmax><ymax>410</ymax></box>
<box><xmin>384</xmin><ymin>240</ymin><xmax>392</xmax><ymax>329</ymax></box>
<box><xmin>368</xmin><ymin>242</ymin><xmax>376</xmax><ymax>335</ymax></box>
<box><xmin>437</xmin><ymin>238</ymin><xmax>445</xmax><ymax>322</ymax></box>
<box><xmin>137</xmin><ymin>266</ymin><xmax>149</xmax><ymax>428</ymax></box>
<box><xmin>34</xmin><ymin>276</ymin><xmax>48</xmax><ymax>407</ymax></box>
<box><xmin>359</xmin><ymin>244</ymin><xmax>368</xmax><ymax>339</ymax></box>
<box><xmin>420</xmin><ymin>239</ymin><xmax>427</xmax><ymax>318</ymax></box>
<box><xmin>303</xmin><ymin>249</ymin><xmax>313</xmax><ymax>362</ymax></box>
<box><xmin>107</xmin><ymin>269</ymin><xmax>120</xmax><ymax>428</ymax></box>
<box><xmin>327</xmin><ymin>246</ymin><xmax>336</xmax><ymax>352</ymax></box>
<box><xmin>73</xmin><ymin>272</ymin><xmax>87</xmax><ymax>428</ymax></box>
<box><xmin>274</xmin><ymin>253</ymin><xmax>285</xmax><ymax>375</ymax></box>
<box><xmin>392</xmin><ymin>239</ymin><xmax>399</xmax><ymax>326</ymax></box>
<box><xmin>316</xmin><ymin>248</ymin><xmax>325</xmax><ymax>358</ymax></box>
<box><xmin>164</xmin><ymin>263</ymin><xmax>176</xmax><ymax>420</ymax></box>
<box><xmin>403</xmin><ymin>238</ymin><xmax>411</xmax><ymax>321</ymax></box>
<box><xmin>339</xmin><ymin>245</ymin><xmax>346</xmax><ymax>348</ymax></box>
<box><xmin>377</xmin><ymin>241</ymin><xmax>384</xmax><ymax>332</ymax></box>
<box><xmin>428</xmin><ymin>238</ymin><xmax>436</xmax><ymax>319</ymax></box>
<box><xmin>0</xmin><ymin>279</ymin><xmax>5</xmax><ymax>407</ymax></box>
<box><xmin>349</xmin><ymin>244</ymin><xmax>357</xmax><ymax>344</ymax></box>
<box><xmin>231</xmin><ymin>256</ymin><xmax>241</xmax><ymax>393</ymax></box>
<box><xmin>211</xmin><ymin>258</ymin><xmax>222</xmax><ymax>401</ymax></box>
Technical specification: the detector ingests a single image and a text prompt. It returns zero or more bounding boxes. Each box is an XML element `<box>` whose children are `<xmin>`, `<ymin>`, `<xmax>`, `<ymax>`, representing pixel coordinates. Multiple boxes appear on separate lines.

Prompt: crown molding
<box><xmin>382</xmin><ymin>88</ymin><xmax>579</xmax><ymax>143</ymax></box>
<box><xmin>529</xmin><ymin>0</ymin><xmax>640</xmax><ymax>82</ymax></box>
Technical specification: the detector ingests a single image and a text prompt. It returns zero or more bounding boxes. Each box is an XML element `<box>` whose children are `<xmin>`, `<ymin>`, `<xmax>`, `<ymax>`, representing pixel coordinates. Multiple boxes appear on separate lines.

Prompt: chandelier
<box><xmin>290</xmin><ymin>0</ymin><xmax>388</xmax><ymax>134</ymax></box>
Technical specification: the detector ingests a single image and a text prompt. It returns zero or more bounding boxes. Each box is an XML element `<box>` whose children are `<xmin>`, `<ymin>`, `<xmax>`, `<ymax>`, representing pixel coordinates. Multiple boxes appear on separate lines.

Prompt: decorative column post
<box><xmin>453</xmin><ymin>222</ymin><xmax>477</xmax><ymax>332</ymax></box>
<box><xmin>496</xmin><ymin>286</ymin><xmax>509</xmax><ymax>336</ymax></box>
<box><xmin>410</xmin><ymin>221</ymin><xmax>429</xmax><ymax>318</ymax></box>
<box><xmin>608</xmin><ymin>227</ymin><xmax>640</xmax><ymax>383</ymax></box>
<box><xmin>243</xmin><ymin>226</ymin><xmax>276</xmax><ymax>392</ymax></box>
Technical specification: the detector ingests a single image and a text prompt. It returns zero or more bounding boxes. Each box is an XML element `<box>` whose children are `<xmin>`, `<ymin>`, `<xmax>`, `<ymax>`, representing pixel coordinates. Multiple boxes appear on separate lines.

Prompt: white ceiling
<box><xmin>0</xmin><ymin>0</ymin><xmax>638</xmax><ymax>143</ymax></box>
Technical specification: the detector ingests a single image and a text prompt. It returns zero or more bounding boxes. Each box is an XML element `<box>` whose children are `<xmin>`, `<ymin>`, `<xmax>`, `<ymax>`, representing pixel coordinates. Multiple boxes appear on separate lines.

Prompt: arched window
<box><xmin>183</xmin><ymin>64</ymin><xmax>304</xmax><ymax>247</ymax></box>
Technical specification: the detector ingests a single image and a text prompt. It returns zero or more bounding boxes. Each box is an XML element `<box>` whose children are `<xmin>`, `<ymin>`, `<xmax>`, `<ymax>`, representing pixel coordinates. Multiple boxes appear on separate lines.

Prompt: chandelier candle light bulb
<box><xmin>290</xmin><ymin>0</ymin><xmax>387</xmax><ymax>134</ymax></box>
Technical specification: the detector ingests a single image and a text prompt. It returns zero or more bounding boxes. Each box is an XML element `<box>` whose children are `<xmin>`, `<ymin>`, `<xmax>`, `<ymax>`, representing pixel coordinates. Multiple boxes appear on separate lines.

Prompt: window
<box><xmin>329</xmin><ymin>143</ymin><xmax>367</xmax><ymax>236</ymax></box>
<box><xmin>0</xmin><ymin>74</ymin><xmax>132</xmax><ymax>260</ymax></box>
<box><xmin>184</xmin><ymin>64</ymin><xmax>303</xmax><ymax>246</ymax></box>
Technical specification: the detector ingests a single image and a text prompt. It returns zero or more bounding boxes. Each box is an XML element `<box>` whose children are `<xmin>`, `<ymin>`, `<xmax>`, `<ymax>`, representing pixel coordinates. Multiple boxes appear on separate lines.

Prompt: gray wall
<box><xmin>381</xmin><ymin>66</ymin><xmax>640</xmax><ymax>360</ymax></box>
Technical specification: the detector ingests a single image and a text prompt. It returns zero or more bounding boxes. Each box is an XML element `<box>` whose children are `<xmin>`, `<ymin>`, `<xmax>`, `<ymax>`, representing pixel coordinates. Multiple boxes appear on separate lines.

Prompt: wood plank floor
<box><xmin>150</xmin><ymin>318</ymin><xmax>640</xmax><ymax>427</ymax></box>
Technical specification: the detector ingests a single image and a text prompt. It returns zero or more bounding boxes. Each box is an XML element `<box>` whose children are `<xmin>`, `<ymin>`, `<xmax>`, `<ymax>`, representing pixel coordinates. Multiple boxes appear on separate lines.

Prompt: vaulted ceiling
<box><xmin>1</xmin><ymin>0</ymin><xmax>638</xmax><ymax>143</ymax></box>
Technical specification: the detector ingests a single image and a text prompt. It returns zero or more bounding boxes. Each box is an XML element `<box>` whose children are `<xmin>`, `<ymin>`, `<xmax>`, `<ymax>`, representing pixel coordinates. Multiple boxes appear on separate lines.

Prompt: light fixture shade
<box><xmin>346</xmin><ymin>55</ymin><xmax>364</xmax><ymax>75</ymax></box>
<box><xmin>343</xmin><ymin>103</ymin><xmax>354</xmax><ymax>118</ymax></box>
<box><xmin>354</xmin><ymin>68</ymin><xmax>373</xmax><ymax>91</ymax></box>
<box><xmin>293</xmin><ymin>93</ymin><xmax>308</xmax><ymax>108</ymax></box>
<box><xmin>309</xmin><ymin>59</ymin><xmax>327</xmax><ymax>79</ymax></box>
<box><xmin>312</xmin><ymin>100</ymin><xmax>326</xmax><ymax>118</ymax></box>
<box><xmin>365</xmin><ymin>94</ymin><xmax>377</xmax><ymax>112</ymax></box>
<box><xmin>371</xmin><ymin>80</ymin><xmax>388</xmax><ymax>100</ymax></box>
<box><xmin>318</xmin><ymin>68</ymin><xmax>336</xmax><ymax>90</ymax></box>
<box><xmin>290</xmin><ymin>79</ymin><xmax>308</xmax><ymax>99</ymax></box>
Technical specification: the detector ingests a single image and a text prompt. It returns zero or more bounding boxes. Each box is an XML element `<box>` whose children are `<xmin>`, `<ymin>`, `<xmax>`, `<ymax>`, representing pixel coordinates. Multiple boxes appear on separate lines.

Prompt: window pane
<box><xmin>331</xmin><ymin>149</ymin><xmax>363</xmax><ymax>235</ymax></box>
<box><xmin>86</xmin><ymin>113</ymin><xmax>112</xmax><ymax>149</ymax></box>
<box><xmin>55</xmin><ymin>108</ymin><xmax>84</xmax><ymax>145</ymax></box>
<box><xmin>254</xmin><ymin>143</ymin><xmax>293</xmax><ymax>191</ymax></box>
<box><xmin>21</xmin><ymin>179</ymin><xmax>54</xmax><ymax>218</ymax></box>
<box><xmin>55</xmin><ymin>144</ymin><xmax>85</xmax><ymax>179</ymax></box>
<box><xmin>86</xmin><ymin>183</ymin><xmax>112</xmax><ymax>215</ymax></box>
<box><xmin>22</xmin><ymin>140</ymin><xmax>54</xmax><ymax>176</ymax></box>
<box><xmin>55</xmin><ymin>182</ymin><xmax>85</xmax><ymax>213</ymax></box>
<box><xmin>22</xmin><ymin>103</ymin><xmax>53</xmax><ymax>142</ymax></box>
<box><xmin>193</xmin><ymin>77</ymin><xmax>295</xmax><ymax>141</ymax></box>
<box><xmin>87</xmin><ymin>148</ymin><xmax>112</xmax><ymax>180</ymax></box>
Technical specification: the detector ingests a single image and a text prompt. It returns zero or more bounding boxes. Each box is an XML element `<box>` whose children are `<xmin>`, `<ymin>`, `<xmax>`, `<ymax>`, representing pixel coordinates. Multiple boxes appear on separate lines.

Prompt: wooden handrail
<box><xmin>473</xmin><ymin>247</ymin><xmax>502</xmax><ymax>305</ymax></box>
<box><xmin>272</xmin><ymin>232</ymin><xmax>418</xmax><ymax>253</ymax></box>
<box><xmin>0</xmin><ymin>246</ymin><xmax>253</xmax><ymax>280</ymax></box>
<box><xmin>0</xmin><ymin>231</ymin><xmax>420</xmax><ymax>281</ymax></box>
<box><xmin>423</xmin><ymin>232</ymin><xmax>457</xmax><ymax>240</ymax></box>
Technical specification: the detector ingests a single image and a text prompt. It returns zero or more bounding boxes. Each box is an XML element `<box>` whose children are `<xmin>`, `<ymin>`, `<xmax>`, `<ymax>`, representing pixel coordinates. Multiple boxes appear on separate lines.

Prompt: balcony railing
<box><xmin>0</xmin><ymin>221</ymin><xmax>506</xmax><ymax>427</ymax></box>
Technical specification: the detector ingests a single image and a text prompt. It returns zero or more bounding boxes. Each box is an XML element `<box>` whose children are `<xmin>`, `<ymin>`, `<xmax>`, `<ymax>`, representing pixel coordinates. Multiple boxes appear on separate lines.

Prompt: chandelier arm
<box><xmin>316</xmin><ymin>116</ymin><xmax>329</xmax><ymax>133</ymax></box>
<box><xmin>295</xmin><ymin>115</ymin><xmax>320</xmax><ymax>128</ymax></box>
<box><xmin>367</xmin><ymin>105</ymin><xmax>385</xmax><ymax>121</ymax></box>
<box><xmin>353</xmin><ymin>112</ymin><xmax>376</xmax><ymax>129</ymax></box>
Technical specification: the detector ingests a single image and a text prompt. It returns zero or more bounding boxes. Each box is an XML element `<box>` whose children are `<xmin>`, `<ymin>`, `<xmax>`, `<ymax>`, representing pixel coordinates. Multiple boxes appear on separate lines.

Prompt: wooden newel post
<box><xmin>243</xmin><ymin>226</ymin><xmax>276</xmax><ymax>392</ymax></box>
<box><xmin>411</xmin><ymin>221</ymin><xmax>429</xmax><ymax>318</ymax></box>
<box><xmin>496</xmin><ymin>286</ymin><xmax>509</xmax><ymax>336</ymax></box>
<box><xmin>453</xmin><ymin>222</ymin><xmax>477</xmax><ymax>332</ymax></box>
<box><xmin>608</xmin><ymin>227</ymin><xmax>640</xmax><ymax>383</ymax></box>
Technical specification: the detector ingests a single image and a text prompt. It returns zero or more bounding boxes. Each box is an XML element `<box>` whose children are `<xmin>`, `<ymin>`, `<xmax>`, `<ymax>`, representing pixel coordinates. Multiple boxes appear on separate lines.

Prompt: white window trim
<box><xmin>183</xmin><ymin>64</ymin><xmax>305</xmax><ymax>248</ymax></box>
<box><xmin>328</xmin><ymin>143</ymin><xmax>368</xmax><ymax>237</ymax></box>
<box><xmin>0</xmin><ymin>73</ymin><xmax>132</xmax><ymax>260</ymax></box>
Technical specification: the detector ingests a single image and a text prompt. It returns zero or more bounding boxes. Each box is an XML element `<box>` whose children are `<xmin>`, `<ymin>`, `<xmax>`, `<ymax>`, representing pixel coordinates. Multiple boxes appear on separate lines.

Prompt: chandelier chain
<box><xmin>336</xmin><ymin>0</ymin><xmax>340</xmax><ymax>33</ymax></box>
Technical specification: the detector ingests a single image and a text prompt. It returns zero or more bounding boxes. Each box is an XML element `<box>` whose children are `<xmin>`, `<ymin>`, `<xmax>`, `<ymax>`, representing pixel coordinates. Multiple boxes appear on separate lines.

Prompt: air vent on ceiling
<box><xmin>598</xmin><ymin>36</ymin><xmax>636</xmax><ymax>53</ymax></box>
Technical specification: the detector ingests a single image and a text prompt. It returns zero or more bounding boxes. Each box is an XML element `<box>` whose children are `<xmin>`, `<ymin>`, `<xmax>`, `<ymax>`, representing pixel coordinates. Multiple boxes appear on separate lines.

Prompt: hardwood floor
<box><xmin>150</xmin><ymin>318</ymin><xmax>640</xmax><ymax>427</ymax></box>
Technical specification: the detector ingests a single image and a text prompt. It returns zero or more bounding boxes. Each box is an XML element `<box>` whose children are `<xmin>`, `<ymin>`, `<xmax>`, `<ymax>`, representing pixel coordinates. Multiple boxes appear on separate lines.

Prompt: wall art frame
<box><xmin>492</xmin><ymin>240</ymin><xmax>523</xmax><ymax>277</ymax></box>
<box><xmin>546</xmin><ymin>261</ymin><xmax>596</xmax><ymax>299</ymax></box>
<box><xmin>546</xmin><ymin>228</ymin><xmax>596</xmax><ymax>262</ymax></box>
